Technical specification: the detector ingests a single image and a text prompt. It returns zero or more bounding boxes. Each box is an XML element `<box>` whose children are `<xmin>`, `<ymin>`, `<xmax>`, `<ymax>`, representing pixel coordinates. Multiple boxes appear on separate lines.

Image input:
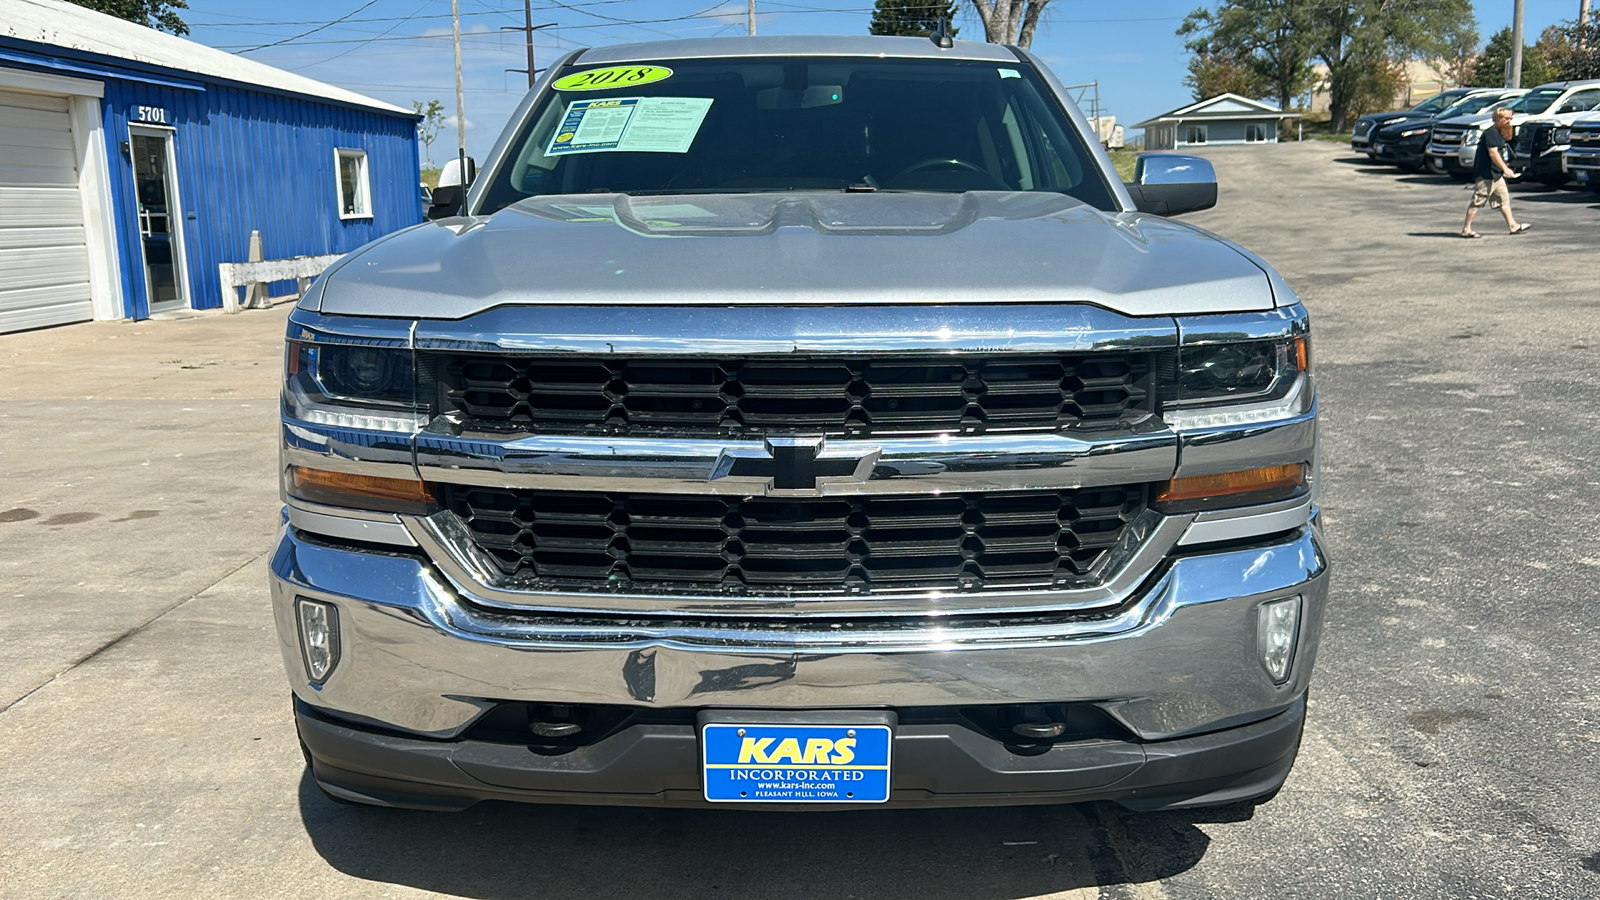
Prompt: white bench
<box><xmin>218</xmin><ymin>254</ymin><xmax>342</xmax><ymax>313</ymax></box>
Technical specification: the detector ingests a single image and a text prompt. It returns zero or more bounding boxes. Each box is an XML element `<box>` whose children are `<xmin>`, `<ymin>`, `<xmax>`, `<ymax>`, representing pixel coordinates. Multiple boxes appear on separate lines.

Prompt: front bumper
<box><xmin>1565</xmin><ymin>147</ymin><xmax>1600</xmax><ymax>181</ymax></box>
<box><xmin>271</xmin><ymin>513</ymin><xmax>1328</xmax><ymax>808</ymax></box>
<box><xmin>297</xmin><ymin>693</ymin><xmax>1307</xmax><ymax>811</ymax></box>
<box><xmin>1373</xmin><ymin>134</ymin><xmax>1429</xmax><ymax>165</ymax></box>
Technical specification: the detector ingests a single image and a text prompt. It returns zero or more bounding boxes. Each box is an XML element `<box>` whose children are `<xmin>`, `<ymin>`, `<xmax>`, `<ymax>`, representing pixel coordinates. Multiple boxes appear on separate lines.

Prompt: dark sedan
<box><xmin>1351</xmin><ymin>89</ymin><xmax>1478</xmax><ymax>155</ymax></box>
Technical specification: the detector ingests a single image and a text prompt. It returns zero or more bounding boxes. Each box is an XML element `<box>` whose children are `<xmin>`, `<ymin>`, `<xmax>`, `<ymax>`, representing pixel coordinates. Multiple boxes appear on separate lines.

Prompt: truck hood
<box><xmin>317</xmin><ymin>192</ymin><xmax>1274</xmax><ymax>319</ymax></box>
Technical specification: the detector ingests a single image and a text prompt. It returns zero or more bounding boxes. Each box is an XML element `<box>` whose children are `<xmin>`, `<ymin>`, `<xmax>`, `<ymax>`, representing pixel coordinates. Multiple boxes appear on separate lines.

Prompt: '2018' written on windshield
<box><xmin>553</xmin><ymin>66</ymin><xmax>674</xmax><ymax>92</ymax></box>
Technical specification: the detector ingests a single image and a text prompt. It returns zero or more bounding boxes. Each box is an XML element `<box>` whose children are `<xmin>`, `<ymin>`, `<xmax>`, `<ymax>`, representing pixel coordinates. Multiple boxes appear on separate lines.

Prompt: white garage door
<box><xmin>0</xmin><ymin>88</ymin><xmax>92</xmax><ymax>334</ymax></box>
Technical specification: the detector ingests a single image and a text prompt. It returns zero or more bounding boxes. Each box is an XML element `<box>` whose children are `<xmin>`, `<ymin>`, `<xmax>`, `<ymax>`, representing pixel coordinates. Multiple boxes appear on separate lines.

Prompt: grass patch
<box><xmin>1108</xmin><ymin>149</ymin><xmax>1138</xmax><ymax>182</ymax></box>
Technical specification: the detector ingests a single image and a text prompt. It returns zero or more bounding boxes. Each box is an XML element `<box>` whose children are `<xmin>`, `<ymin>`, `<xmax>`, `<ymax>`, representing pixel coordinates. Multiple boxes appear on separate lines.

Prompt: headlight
<box><xmin>1400</xmin><ymin>127</ymin><xmax>1428</xmax><ymax>138</ymax></box>
<box><xmin>1381</xmin><ymin>117</ymin><xmax>1406</xmax><ymax>126</ymax></box>
<box><xmin>1463</xmin><ymin>129</ymin><xmax>1482</xmax><ymax>146</ymax></box>
<box><xmin>1555</xmin><ymin>127</ymin><xmax>1571</xmax><ymax>144</ymax></box>
<box><xmin>1177</xmin><ymin>336</ymin><xmax>1307</xmax><ymax>403</ymax></box>
<box><xmin>1163</xmin><ymin>335</ymin><xmax>1311</xmax><ymax>431</ymax></box>
<box><xmin>283</xmin><ymin>339</ymin><xmax>425</xmax><ymax>431</ymax></box>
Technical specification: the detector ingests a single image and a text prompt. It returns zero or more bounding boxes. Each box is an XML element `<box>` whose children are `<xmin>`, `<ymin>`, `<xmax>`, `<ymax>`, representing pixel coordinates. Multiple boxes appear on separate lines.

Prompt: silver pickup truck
<box><xmin>273</xmin><ymin>34</ymin><xmax>1326</xmax><ymax>812</ymax></box>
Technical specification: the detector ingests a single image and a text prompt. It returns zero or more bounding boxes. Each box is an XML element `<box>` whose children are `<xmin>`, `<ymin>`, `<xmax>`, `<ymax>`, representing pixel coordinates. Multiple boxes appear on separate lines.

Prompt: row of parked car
<box><xmin>1351</xmin><ymin>79</ymin><xmax>1600</xmax><ymax>190</ymax></box>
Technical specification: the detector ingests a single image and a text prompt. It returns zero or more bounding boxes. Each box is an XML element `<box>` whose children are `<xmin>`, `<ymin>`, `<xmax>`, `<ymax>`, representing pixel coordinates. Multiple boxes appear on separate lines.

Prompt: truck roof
<box><xmin>574</xmin><ymin>35</ymin><xmax>1023</xmax><ymax>66</ymax></box>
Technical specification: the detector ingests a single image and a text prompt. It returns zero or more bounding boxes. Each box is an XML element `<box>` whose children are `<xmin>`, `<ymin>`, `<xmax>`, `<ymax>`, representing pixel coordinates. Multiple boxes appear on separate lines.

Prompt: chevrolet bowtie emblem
<box><xmin>709</xmin><ymin>437</ymin><xmax>879</xmax><ymax>496</ymax></box>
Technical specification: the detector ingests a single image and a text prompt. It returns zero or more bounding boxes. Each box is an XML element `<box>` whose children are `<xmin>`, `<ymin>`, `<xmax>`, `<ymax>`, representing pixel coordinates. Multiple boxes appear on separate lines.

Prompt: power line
<box><xmin>288</xmin><ymin>0</ymin><xmax>437</xmax><ymax>70</ymax></box>
<box><xmin>235</xmin><ymin>0</ymin><xmax>385</xmax><ymax>53</ymax></box>
<box><xmin>188</xmin><ymin>0</ymin><xmax>645</xmax><ymax>28</ymax></box>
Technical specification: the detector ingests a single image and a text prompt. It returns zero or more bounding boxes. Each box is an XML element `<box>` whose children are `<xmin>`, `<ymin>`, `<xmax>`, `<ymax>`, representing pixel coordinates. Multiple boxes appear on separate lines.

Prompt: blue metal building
<box><xmin>0</xmin><ymin>0</ymin><xmax>421</xmax><ymax>333</ymax></box>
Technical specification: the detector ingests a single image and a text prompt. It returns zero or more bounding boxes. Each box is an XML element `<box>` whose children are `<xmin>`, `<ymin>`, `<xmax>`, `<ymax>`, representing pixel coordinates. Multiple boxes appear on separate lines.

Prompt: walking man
<box><xmin>1461</xmin><ymin>107</ymin><xmax>1531</xmax><ymax>238</ymax></box>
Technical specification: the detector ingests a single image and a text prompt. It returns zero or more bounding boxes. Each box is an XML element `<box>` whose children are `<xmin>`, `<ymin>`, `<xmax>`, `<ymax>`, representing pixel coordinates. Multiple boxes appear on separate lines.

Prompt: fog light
<box><xmin>296</xmin><ymin>598</ymin><xmax>341</xmax><ymax>685</ymax></box>
<box><xmin>1257</xmin><ymin>596</ymin><xmax>1301</xmax><ymax>684</ymax></box>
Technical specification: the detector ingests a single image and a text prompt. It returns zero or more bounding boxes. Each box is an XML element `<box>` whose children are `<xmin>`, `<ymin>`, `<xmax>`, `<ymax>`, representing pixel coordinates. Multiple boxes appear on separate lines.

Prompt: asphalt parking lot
<box><xmin>2</xmin><ymin>141</ymin><xmax>1597</xmax><ymax>899</ymax></box>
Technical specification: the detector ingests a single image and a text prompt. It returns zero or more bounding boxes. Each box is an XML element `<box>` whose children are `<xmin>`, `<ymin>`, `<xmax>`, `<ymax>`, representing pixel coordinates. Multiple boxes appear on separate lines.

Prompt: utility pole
<box><xmin>502</xmin><ymin>1</ymin><xmax>556</xmax><ymax>89</ymax></box>
<box><xmin>1581</xmin><ymin>0</ymin><xmax>1591</xmax><ymax>50</ymax></box>
<box><xmin>452</xmin><ymin>0</ymin><xmax>467</xmax><ymax>208</ymax></box>
<box><xmin>1510</xmin><ymin>0</ymin><xmax>1525</xmax><ymax>88</ymax></box>
<box><xmin>748</xmin><ymin>0</ymin><xmax>756</xmax><ymax>36</ymax></box>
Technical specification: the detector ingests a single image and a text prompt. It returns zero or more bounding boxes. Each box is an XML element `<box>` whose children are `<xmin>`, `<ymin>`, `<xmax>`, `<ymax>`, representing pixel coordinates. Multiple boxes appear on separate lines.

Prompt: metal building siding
<box><xmin>99</xmin><ymin>77</ymin><xmax>420</xmax><ymax>318</ymax></box>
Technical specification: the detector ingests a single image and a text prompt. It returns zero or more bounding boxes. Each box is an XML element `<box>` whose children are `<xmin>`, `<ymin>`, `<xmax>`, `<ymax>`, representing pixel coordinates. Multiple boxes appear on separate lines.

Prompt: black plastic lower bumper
<box><xmin>297</xmin><ymin>695</ymin><xmax>1306</xmax><ymax>812</ymax></box>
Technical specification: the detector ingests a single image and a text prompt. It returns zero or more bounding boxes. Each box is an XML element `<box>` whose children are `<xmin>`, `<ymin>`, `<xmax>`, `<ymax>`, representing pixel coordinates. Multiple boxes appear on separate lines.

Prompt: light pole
<box><xmin>452</xmin><ymin>0</ymin><xmax>465</xmax><ymax>179</ymax></box>
<box><xmin>1510</xmin><ymin>0</ymin><xmax>1525</xmax><ymax>88</ymax></box>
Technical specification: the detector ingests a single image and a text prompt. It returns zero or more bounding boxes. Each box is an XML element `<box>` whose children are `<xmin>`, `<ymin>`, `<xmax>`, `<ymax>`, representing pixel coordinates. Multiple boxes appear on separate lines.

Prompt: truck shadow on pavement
<box><xmin>298</xmin><ymin>773</ymin><xmax>1222</xmax><ymax>898</ymax></box>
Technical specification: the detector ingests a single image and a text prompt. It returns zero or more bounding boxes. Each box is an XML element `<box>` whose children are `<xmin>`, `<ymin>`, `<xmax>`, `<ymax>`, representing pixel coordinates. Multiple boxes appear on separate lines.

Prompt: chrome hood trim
<box><xmin>318</xmin><ymin>192</ymin><xmax>1274</xmax><ymax>318</ymax></box>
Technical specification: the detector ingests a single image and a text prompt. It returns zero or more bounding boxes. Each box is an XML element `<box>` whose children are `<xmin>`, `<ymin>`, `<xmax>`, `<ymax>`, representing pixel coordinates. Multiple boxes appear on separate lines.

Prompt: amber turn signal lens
<box><xmin>1156</xmin><ymin>463</ymin><xmax>1306</xmax><ymax>504</ymax></box>
<box><xmin>287</xmin><ymin>466</ymin><xmax>435</xmax><ymax>512</ymax></box>
<box><xmin>1291</xmin><ymin>336</ymin><xmax>1310</xmax><ymax>372</ymax></box>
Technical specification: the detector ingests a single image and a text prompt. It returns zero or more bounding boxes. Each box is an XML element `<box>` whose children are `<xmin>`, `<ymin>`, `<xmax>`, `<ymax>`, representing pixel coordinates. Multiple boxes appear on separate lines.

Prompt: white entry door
<box><xmin>0</xmin><ymin>88</ymin><xmax>93</xmax><ymax>333</ymax></box>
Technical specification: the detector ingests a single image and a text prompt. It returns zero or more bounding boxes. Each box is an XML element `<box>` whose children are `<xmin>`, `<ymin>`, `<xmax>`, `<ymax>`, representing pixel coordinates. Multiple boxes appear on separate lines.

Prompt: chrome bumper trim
<box><xmin>269</xmin><ymin>523</ymin><xmax>1328</xmax><ymax>740</ymax></box>
<box><xmin>281</xmin><ymin>418</ymin><xmax>415</xmax><ymax>479</ymax></box>
<box><xmin>1179</xmin><ymin>498</ymin><xmax>1314</xmax><ymax>546</ymax></box>
<box><xmin>286</xmin><ymin>503</ymin><xmax>416</xmax><ymax>547</ymax></box>
<box><xmin>414</xmin><ymin>423</ymin><xmax>1179</xmax><ymax>496</ymax></box>
<box><xmin>402</xmin><ymin>508</ymin><xmax>1193</xmax><ymax>617</ymax></box>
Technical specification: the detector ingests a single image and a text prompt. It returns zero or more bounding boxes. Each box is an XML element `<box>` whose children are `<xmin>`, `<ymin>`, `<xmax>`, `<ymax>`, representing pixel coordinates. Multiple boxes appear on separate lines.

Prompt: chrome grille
<box><xmin>1431</xmin><ymin>126</ymin><xmax>1467</xmax><ymax>149</ymax></box>
<box><xmin>440</xmin><ymin>485</ymin><xmax>1150</xmax><ymax>595</ymax></box>
<box><xmin>1571</xmin><ymin>128</ymin><xmax>1600</xmax><ymax>144</ymax></box>
<box><xmin>1354</xmin><ymin>120</ymin><xmax>1374</xmax><ymax>138</ymax></box>
<box><xmin>429</xmin><ymin>352</ymin><xmax>1155</xmax><ymax>438</ymax></box>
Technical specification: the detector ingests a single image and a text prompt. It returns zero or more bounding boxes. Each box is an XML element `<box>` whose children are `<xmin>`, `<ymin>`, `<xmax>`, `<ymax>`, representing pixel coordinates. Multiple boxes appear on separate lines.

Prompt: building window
<box><xmin>1185</xmin><ymin>124</ymin><xmax>1207</xmax><ymax>145</ymax></box>
<box><xmin>1246</xmin><ymin>124</ymin><xmax>1268</xmax><ymax>142</ymax></box>
<box><xmin>335</xmin><ymin>149</ymin><xmax>371</xmax><ymax>219</ymax></box>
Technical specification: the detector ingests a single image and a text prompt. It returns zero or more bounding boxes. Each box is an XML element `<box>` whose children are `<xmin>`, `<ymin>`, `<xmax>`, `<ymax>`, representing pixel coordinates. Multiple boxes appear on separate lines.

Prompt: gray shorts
<box><xmin>1470</xmin><ymin>177</ymin><xmax>1510</xmax><ymax>210</ymax></box>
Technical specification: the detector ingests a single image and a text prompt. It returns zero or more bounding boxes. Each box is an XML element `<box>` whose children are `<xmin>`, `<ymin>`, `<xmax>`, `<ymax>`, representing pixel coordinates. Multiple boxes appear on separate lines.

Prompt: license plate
<box><xmin>1577</xmin><ymin>169</ymin><xmax>1590</xmax><ymax>181</ymax></box>
<box><xmin>1374</xmin><ymin>143</ymin><xmax>1385</xmax><ymax>153</ymax></box>
<box><xmin>702</xmin><ymin>722</ymin><xmax>892</xmax><ymax>803</ymax></box>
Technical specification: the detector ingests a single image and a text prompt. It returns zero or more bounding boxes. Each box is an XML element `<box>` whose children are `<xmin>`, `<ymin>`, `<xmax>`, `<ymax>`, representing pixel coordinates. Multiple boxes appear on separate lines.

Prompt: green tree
<box><xmin>1178</xmin><ymin>1</ymin><xmax>1316</xmax><ymax>114</ymax></box>
<box><xmin>413</xmin><ymin>100</ymin><xmax>447</xmax><ymax>169</ymax></box>
<box><xmin>1540</xmin><ymin>21</ymin><xmax>1600</xmax><ymax>82</ymax></box>
<box><xmin>1308</xmin><ymin>0</ymin><xmax>1478</xmax><ymax>132</ymax></box>
<box><xmin>67</xmin><ymin>0</ymin><xmax>189</xmax><ymax>35</ymax></box>
<box><xmin>869</xmin><ymin>0</ymin><xmax>959</xmax><ymax>37</ymax></box>
<box><xmin>1342</xmin><ymin>55</ymin><xmax>1407</xmax><ymax>119</ymax></box>
<box><xmin>1468</xmin><ymin>26</ymin><xmax>1553</xmax><ymax>88</ymax></box>
<box><xmin>1442</xmin><ymin>19</ymin><xmax>1480</xmax><ymax>87</ymax></box>
<box><xmin>1183</xmin><ymin>51</ymin><xmax>1271</xmax><ymax>101</ymax></box>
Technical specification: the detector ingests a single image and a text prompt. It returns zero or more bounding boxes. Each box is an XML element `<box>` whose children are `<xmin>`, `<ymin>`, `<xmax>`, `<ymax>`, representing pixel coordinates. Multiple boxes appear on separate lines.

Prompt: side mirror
<box><xmin>436</xmin><ymin>156</ymin><xmax>476</xmax><ymax>188</ymax></box>
<box><xmin>428</xmin><ymin>156</ymin><xmax>477</xmax><ymax>220</ymax></box>
<box><xmin>1123</xmin><ymin>153</ymin><xmax>1218</xmax><ymax>216</ymax></box>
<box><xmin>427</xmin><ymin>185</ymin><xmax>461</xmax><ymax>220</ymax></box>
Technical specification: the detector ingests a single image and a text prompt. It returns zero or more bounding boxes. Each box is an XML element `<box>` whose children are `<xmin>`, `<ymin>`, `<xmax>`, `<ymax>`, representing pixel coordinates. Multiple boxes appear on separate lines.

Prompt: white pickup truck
<box><xmin>1426</xmin><ymin>80</ymin><xmax>1600</xmax><ymax>183</ymax></box>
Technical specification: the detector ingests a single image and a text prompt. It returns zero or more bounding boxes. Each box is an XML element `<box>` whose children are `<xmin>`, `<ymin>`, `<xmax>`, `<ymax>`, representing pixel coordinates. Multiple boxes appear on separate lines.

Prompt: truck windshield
<box><xmin>1438</xmin><ymin>93</ymin><xmax>1512</xmax><ymax>118</ymax></box>
<box><xmin>1506</xmin><ymin>88</ymin><xmax>1563</xmax><ymax>114</ymax></box>
<box><xmin>477</xmin><ymin>56</ymin><xmax>1117</xmax><ymax>214</ymax></box>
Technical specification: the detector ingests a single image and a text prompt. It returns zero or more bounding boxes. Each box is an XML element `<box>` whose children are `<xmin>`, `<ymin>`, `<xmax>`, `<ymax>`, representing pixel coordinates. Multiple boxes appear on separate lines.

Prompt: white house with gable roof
<box><xmin>1134</xmin><ymin>94</ymin><xmax>1301</xmax><ymax>150</ymax></box>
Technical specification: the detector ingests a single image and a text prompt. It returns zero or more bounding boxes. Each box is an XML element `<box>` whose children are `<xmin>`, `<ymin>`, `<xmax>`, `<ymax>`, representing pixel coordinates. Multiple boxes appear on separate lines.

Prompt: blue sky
<box><xmin>184</xmin><ymin>0</ymin><xmax>1585</xmax><ymax>162</ymax></box>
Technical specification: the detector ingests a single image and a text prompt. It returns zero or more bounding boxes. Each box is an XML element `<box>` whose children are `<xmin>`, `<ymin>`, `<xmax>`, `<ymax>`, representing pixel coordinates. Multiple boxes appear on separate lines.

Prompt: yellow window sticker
<box><xmin>553</xmin><ymin>65</ymin><xmax>673</xmax><ymax>92</ymax></box>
